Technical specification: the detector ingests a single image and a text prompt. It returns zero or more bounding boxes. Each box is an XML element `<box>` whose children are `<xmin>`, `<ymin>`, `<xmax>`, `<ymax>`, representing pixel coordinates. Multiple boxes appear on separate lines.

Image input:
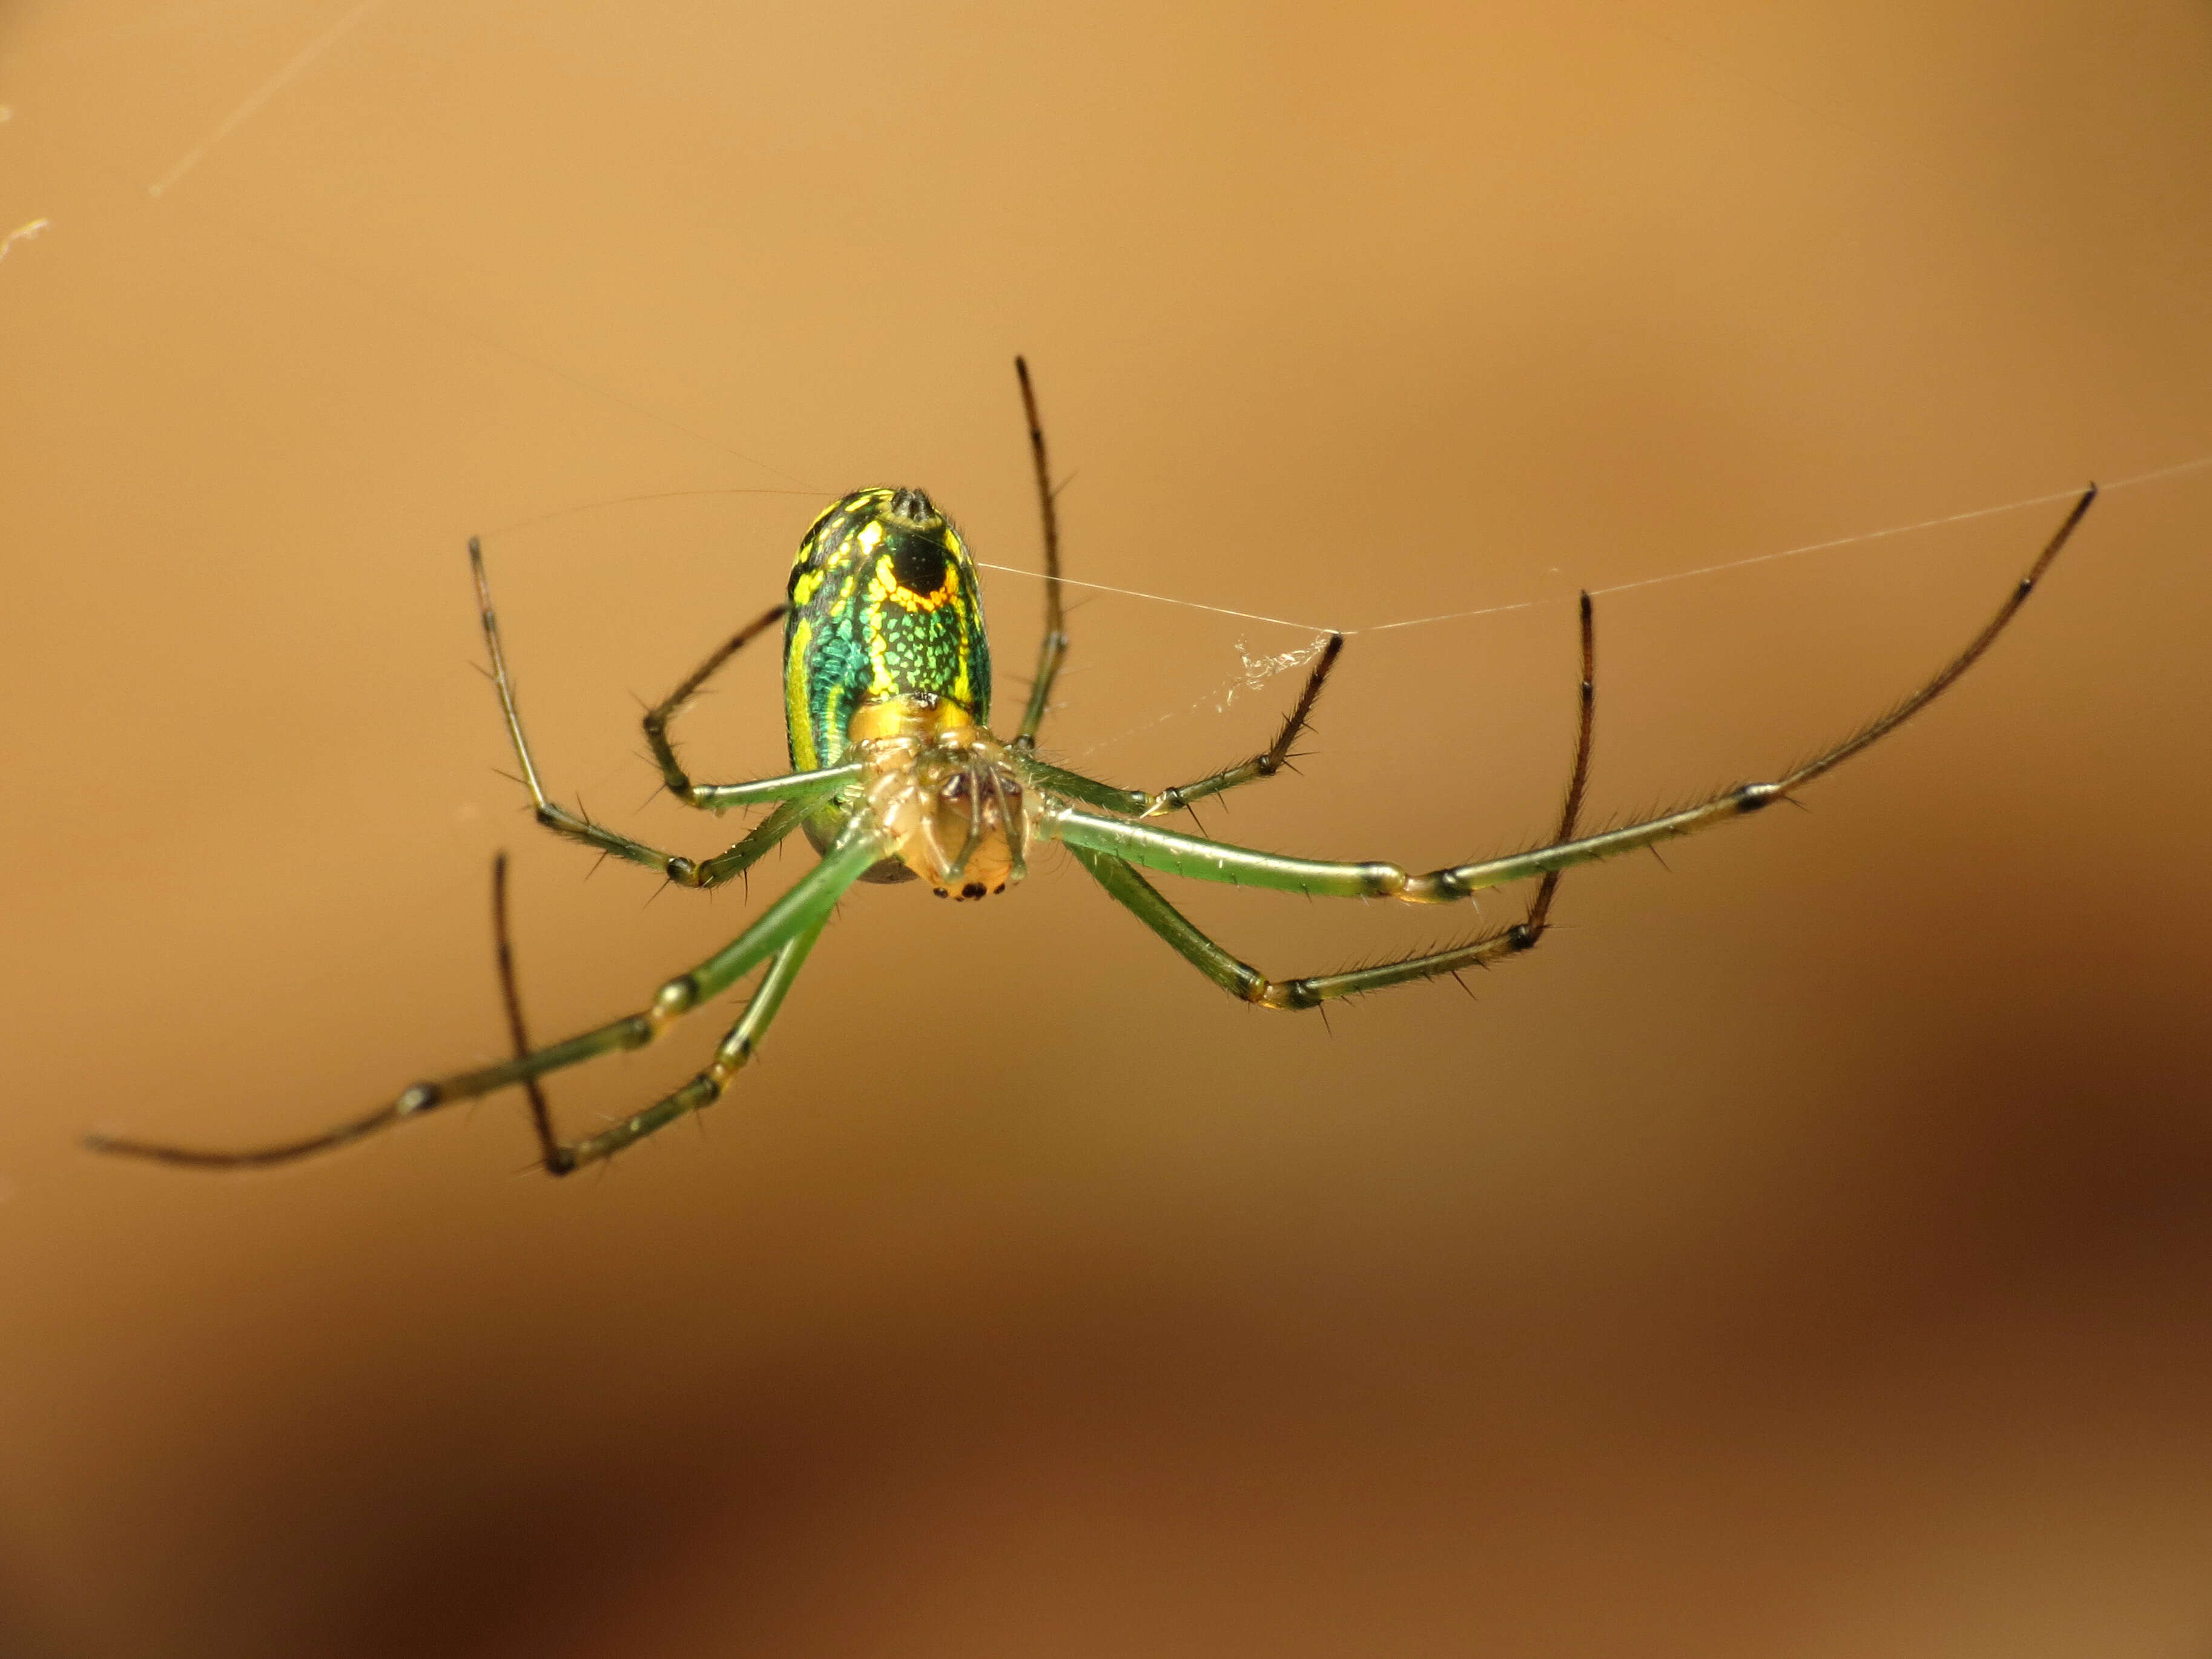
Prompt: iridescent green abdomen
<box><xmin>782</xmin><ymin>487</ymin><xmax>992</xmax><ymax>770</ymax></box>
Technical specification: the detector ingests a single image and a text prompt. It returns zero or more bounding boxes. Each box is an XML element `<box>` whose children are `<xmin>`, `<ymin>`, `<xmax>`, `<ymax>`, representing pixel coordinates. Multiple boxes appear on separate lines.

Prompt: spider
<box><xmin>88</xmin><ymin>361</ymin><xmax>2099</xmax><ymax>1175</ymax></box>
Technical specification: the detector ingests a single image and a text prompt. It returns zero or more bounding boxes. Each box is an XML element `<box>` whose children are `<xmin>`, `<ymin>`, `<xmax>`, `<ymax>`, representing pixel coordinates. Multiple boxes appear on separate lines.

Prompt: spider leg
<box><xmin>84</xmin><ymin>826</ymin><xmax>884</xmax><ymax>1171</ymax></box>
<box><xmin>1012</xmin><ymin>355</ymin><xmax>1069</xmax><ymax>748</ymax></box>
<box><xmin>556</xmin><ymin>919</ymin><xmax>824</xmax><ymax>1170</ymax></box>
<box><xmin>641</xmin><ymin>602</ymin><xmax>827</xmax><ymax>811</ymax></box>
<box><xmin>1066</xmin><ymin>595</ymin><xmax>1599</xmax><ymax>1011</ymax></box>
<box><xmin>1022</xmin><ymin>634</ymin><xmax>1347</xmax><ymax>817</ymax></box>
<box><xmin>1045</xmin><ymin>488</ymin><xmax>2095</xmax><ymax>904</ymax></box>
<box><xmin>1071</xmin><ymin>844</ymin><xmax>1542</xmax><ymax>1010</ymax></box>
<box><xmin>1522</xmin><ymin>592</ymin><xmax>1596</xmax><ymax>939</ymax></box>
<box><xmin>490</xmin><ymin>850</ymin><xmax>561</xmax><ymax>1170</ymax></box>
<box><xmin>469</xmin><ymin>538</ymin><xmax>859</xmax><ymax>886</ymax></box>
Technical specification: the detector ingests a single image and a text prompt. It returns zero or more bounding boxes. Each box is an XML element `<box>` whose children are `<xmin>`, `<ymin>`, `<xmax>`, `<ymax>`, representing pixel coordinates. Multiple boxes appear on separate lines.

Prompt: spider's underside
<box><xmin>87</xmin><ymin>361</ymin><xmax>2099</xmax><ymax>1175</ymax></box>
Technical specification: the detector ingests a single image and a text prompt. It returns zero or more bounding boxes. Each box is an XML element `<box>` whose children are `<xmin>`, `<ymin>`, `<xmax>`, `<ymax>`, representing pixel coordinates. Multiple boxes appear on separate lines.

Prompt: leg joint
<box><xmin>650</xmin><ymin>975</ymin><xmax>698</xmax><ymax>1026</ymax></box>
<box><xmin>1259</xmin><ymin>978</ymin><xmax>1321</xmax><ymax>1011</ymax></box>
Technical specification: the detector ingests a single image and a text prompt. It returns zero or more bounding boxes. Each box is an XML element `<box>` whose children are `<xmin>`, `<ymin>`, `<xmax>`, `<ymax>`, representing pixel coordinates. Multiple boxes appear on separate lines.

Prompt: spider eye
<box><xmin>889</xmin><ymin>487</ymin><xmax>937</xmax><ymax>525</ymax></box>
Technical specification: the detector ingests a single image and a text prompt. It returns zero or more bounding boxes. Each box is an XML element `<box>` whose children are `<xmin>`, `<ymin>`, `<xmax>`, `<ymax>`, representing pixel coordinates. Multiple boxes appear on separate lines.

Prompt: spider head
<box><xmin>850</xmin><ymin>695</ymin><xmax>1036</xmax><ymax>900</ymax></box>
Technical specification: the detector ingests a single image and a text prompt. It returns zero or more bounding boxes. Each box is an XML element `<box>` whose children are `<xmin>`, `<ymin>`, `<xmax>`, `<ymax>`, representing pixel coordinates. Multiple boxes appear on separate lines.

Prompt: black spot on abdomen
<box><xmin>888</xmin><ymin>533</ymin><xmax>948</xmax><ymax>597</ymax></box>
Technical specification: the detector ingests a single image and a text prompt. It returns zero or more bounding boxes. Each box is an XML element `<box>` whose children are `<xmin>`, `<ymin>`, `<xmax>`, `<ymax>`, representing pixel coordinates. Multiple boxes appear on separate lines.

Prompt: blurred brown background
<box><xmin>2</xmin><ymin>2</ymin><xmax>2210</xmax><ymax>1654</ymax></box>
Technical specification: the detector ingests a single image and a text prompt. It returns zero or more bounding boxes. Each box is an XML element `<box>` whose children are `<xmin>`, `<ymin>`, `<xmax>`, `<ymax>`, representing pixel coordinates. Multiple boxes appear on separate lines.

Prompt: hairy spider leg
<box><xmin>469</xmin><ymin>538</ymin><xmax>860</xmax><ymax>887</ymax></box>
<box><xmin>1066</xmin><ymin>592</ymin><xmax>1597</xmax><ymax>1009</ymax></box>
<box><xmin>490</xmin><ymin>851</ymin><xmax>561</xmax><ymax>1169</ymax></box>
<box><xmin>1524</xmin><ymin>590</ymin><xmax>1597</xmax><ymax>939</ymax></box>
<box><xmin>642</xmin><ymin>601</ymin><xmax>793</xmax><ymax>808</ymax></box>
<box><xmin>557</xmin><ymin>922</ymin><xmax>825</xmax><ymax>1171</ymax></box>
<box><xmin>1047</xmin><ymin>487</ymin><xmax>2095</xmax><ymax>1008</ymax></box>
<box><xmin>1012</xmin><ymin>355</ymin><xmax>1069</xmax><ymax>748</ymax></box>
<box><xmin>86</xmin><ymin>825</ymin><xmax>885</xmax><ymax>1170</ymax></box>
<box><xmin>1024</xmin><ymin>633</ymin><xmax>1346</xmax><ymax>818</ymax></box>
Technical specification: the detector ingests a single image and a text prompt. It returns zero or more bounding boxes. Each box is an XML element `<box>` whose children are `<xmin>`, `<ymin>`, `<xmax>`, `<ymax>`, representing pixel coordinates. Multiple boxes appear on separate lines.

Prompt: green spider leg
<box><xmin>86</xmin><ymin>824</ymin><xmax>884</xmax><ymax>1172</ymax></box>
<box><xmin>640</xmin><ymin>599</ymin><xmax>844</xmax><ymax>813</ymax></box>
<box><xmin>469</xmin><ymin>538</ymin><xmax>859</xmax><ymax>887</ymax></box>
<box><xmin>1012</xmin><ymin>355</ymin><xmax>1070</xmax><ymax>747</ymax></box>
<box><xmin>1049</xmin><ymin>487</ymin><xmax>2095</xmax><ymax>1008</ymax></box>
<box><xmin>1005</xmin><ymin>355</ymin><xmax>1349</xmax><ymax>816</ymax></box>
<box><xmin>1065</xmin><ymin>593</ymin><xmax>1594</xmax><ymax>1009</ymax></box>
<box><xmin>1024</xmin><ymin>633</ymin><xmax>1346</xmax><ymax>818</ymax></box>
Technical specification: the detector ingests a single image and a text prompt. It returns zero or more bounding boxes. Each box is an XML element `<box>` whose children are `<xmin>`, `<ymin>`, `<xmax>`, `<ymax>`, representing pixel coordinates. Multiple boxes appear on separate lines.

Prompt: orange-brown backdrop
<box><xmin>2</xmin><ymin>3</ymin><xmax>2209</xmax><ymax>1655</ymax></box>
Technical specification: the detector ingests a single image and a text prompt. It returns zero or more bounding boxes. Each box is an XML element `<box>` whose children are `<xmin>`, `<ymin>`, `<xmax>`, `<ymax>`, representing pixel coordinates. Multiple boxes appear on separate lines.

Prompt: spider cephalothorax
<box><xmin>850</xmin><ymin>694</ymin><xmax>1037</xmax><ymax>899</ymax></box>
<box><xmin>85</xmin><ymin>358</ymin><xmax>2096</xmax><ymax>1176</ymax></box>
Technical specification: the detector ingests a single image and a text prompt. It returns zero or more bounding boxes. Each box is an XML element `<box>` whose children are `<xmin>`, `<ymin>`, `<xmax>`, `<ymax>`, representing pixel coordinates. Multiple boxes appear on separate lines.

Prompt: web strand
<box><xmin>970</xmin><ymin>563</ymin><xmax>1332</xmax><ymax>635</ymax></box>
<box><xmin>1009</xmin><ymin>452</ymin><xmax>2209</xmax><ymax>761</ymax></box>
<box><xmin>980</xmin><ymin>453</ymin><xmax>2211</xmax><ymax>641</ymax></box>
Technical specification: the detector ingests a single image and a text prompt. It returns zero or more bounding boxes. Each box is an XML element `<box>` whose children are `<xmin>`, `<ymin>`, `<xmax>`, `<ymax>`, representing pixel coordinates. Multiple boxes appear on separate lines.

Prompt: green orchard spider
<box><xmin>88</xmin><ymin>361</ymin><xmax>2099</xmax><ymax>1176</ymax></box>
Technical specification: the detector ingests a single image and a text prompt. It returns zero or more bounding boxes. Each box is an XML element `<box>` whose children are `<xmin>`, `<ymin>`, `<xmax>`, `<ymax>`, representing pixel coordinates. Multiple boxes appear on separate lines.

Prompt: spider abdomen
<box><xmin>782</xmin><ymin>487</ymin><xmax>993</xmax><ymax>773</ymax></box>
